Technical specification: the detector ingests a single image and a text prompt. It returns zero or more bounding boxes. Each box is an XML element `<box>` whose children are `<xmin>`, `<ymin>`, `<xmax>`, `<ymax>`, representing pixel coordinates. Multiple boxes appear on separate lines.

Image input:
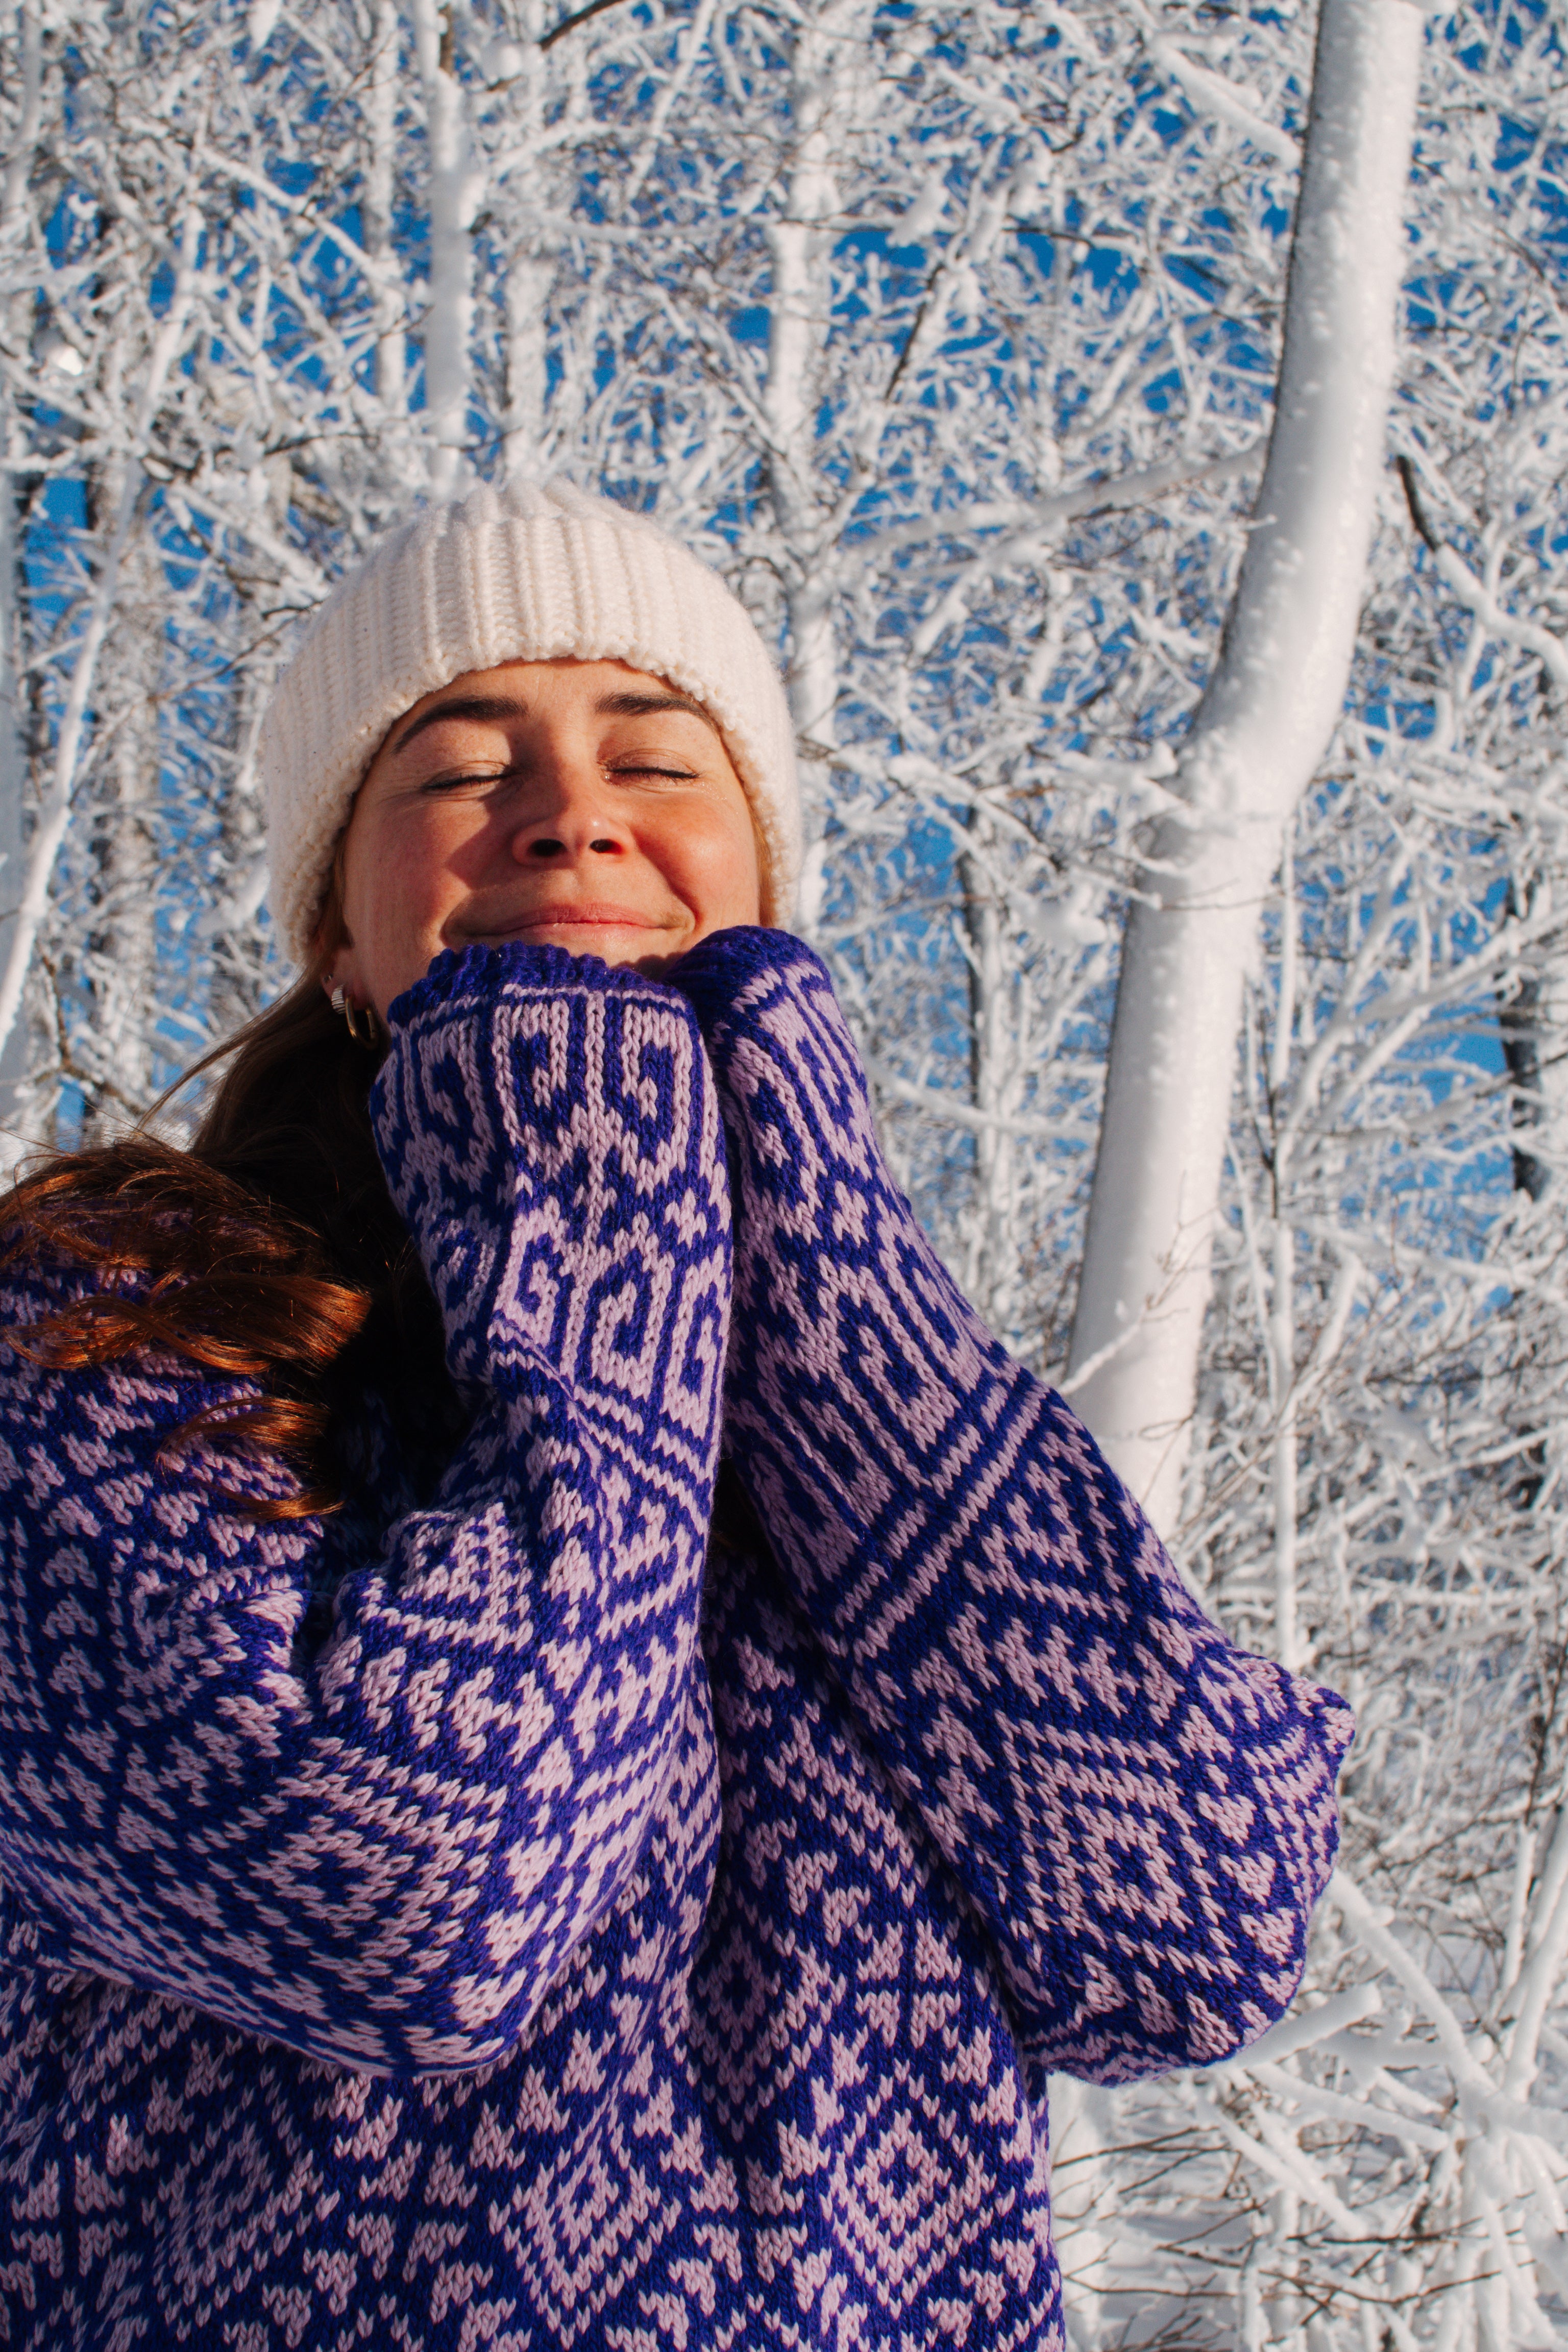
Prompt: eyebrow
<box><xmin>596</xmin><ymin>690</ymin><xmax>722</xmax><ymax>736</ymax></box>
<box><xmin>390</xmin><ymin>687</ymin><xmax>722</xmax><ymax>756</ymax></box>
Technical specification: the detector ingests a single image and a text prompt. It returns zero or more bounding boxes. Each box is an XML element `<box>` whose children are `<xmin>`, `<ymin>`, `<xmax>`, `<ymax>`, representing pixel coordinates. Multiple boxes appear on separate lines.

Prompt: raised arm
<box><xmin>0</xmin><ymin>944</ymin><xmax>730</xmax><ymax>2074</ymax></box>
<box><xmin>673</xmin><ymin>926</ymin><xmax>1352</xmax><ymax>2086</ymax></box>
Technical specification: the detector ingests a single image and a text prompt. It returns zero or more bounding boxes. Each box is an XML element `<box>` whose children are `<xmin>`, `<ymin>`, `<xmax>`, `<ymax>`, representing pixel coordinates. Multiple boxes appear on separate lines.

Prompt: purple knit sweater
<box><xmin>0</xmin><ymin>932</ymin><xmax>1351</xmax><ymax>2349</ymax></box>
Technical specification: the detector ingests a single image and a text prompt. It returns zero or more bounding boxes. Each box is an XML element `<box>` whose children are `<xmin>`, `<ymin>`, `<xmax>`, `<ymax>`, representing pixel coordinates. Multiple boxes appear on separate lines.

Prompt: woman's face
<box><xmin>324</xmin><ymin>657</ymin><xmax>764</xmax><ymax>1018</ymax></box>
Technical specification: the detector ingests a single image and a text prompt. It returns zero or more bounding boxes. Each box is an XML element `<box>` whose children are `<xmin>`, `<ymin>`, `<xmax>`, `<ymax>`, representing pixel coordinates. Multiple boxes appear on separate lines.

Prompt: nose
<box><xmin>508</xmin><ymin>769</ymin><xmax>626</xmax><ymax>865</ymax></box>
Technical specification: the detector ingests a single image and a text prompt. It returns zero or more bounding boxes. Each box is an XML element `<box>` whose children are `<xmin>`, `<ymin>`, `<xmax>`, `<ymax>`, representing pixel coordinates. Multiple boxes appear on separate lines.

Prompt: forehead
<box><xmin>383</xmin><ymin>656</ymin><xmax>723</xmax><ymax>760</ymax></box>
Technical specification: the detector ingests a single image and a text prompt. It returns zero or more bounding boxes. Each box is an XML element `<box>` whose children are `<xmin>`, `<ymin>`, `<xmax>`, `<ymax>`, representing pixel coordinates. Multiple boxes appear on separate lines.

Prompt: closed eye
<box><xmin>418</xmin><ymin>761</ymin><xmax>700</xmax><ymax>795</ymax></box>
<box><xmin>418</xmin><ymin>768</ymin><xmax>513</xmax><ymax>796</ymax></box>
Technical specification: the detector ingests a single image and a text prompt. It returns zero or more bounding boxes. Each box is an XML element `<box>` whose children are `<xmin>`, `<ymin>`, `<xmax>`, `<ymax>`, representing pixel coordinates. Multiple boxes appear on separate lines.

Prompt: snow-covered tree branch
<box><xmin>3</xmin><ymin>0</ymin><xmax>1566</xmax><ymax>2341</ymax></box>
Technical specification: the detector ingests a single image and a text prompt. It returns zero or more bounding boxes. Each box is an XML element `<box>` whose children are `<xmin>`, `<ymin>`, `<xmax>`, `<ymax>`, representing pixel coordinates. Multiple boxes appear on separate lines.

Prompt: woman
<box><xmin>0</xmin><ymin>478</ymin><xmax>1350</xmax><ymax>2349</ymax></box>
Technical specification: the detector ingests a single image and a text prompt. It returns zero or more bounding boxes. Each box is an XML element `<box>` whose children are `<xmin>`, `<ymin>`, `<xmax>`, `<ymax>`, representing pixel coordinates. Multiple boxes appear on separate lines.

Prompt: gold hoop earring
<box><xmin>331</xmin><ymin>987</ymin><xmax>379</xmax><ymax>1050</ymax></box>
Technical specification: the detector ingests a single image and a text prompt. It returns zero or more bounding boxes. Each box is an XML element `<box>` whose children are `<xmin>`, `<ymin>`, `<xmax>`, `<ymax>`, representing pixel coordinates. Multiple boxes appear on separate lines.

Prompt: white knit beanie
<box><xmin>259</xmin><ymin>477</ymin><xmax>801</xmax><ymax>962</ymax></box>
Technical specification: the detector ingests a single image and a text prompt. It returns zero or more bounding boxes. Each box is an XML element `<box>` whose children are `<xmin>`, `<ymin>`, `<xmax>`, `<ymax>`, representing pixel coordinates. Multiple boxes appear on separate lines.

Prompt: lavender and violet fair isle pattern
<box><xmin>0</xmin><ymin>936</ymin><xmax>1353</xmax><ymax>2350</ymax></box>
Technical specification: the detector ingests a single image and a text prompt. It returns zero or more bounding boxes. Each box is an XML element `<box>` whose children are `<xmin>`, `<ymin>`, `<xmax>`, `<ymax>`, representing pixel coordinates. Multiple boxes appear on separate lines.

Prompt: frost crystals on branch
<box><xmin>4</xmin><ymin>2</ymin><xmax>1568</xmax><ymax>2343</ymax></box>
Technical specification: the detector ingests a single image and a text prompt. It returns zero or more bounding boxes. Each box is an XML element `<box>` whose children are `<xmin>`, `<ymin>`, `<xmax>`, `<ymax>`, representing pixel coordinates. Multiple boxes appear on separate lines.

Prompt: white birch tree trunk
<box><xmin>960</xmin><ymin>814</ymin><xmax>1029</xmax><ymax>1339</ymax></box>
<box><xmin>763</xmin><ymin>8</ymin><xmax>855</xmax><ymax>937</ymax></box>
<box><xmin>85</xmin><ymin>535</ymin><xmax>159</xmax><ymax>1132</ymax></box>
<box><xmin>0</xmin><ymin>469</ymin><xmax>29</xmax><ymax>1162</ymax></box>
<box><xmin>1066</xmin><ymin>0</ymin><xmax>1425</xmax><ymax>1538</ymax></box>
<box><xmin>364</xmin><ymin>0</ymin><xmax>407</xmax><ymax>419</ymax></box>
<box><xmin>0</xmin><ymin>0</ymin><xmax>43</xmax><ymax>1159</ymax></box>
<box><xmin>498</xmin><ymin>6</ymin><xmax>554</xmax><ymax>482</ymax></box>
<box><xmin>410</xmin><ymin>0</ymin><xmax>481</xmax><ymax>496</ymax></box>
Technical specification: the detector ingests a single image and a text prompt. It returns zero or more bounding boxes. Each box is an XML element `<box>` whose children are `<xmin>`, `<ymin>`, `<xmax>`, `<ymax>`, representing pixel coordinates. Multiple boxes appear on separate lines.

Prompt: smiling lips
<box><xmin>470</xmin><ymin>901</ymin><xmax>683</xmax><ymax>940</ymax></box>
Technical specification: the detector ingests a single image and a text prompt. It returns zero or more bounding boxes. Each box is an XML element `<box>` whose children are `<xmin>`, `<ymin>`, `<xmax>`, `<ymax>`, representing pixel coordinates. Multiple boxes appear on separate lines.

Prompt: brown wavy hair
<box><xmin>0</xmin><ymin>880</ymin><xmax>450</xmax><ymax>1521</ymax></box>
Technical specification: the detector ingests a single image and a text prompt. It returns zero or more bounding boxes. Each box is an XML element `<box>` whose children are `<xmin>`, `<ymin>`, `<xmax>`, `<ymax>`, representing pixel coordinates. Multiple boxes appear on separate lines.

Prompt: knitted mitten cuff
<box><xmin>379</xmin><ymin>941</ymin><xmax>731</xmax><ymax>1425</ymax></box>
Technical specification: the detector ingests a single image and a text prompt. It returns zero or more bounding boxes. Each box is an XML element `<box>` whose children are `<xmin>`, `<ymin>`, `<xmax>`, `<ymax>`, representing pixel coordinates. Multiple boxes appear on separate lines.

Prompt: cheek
<box><xmin>339</xmin><ymin>837</ymin><xmax>394</xmax><ymax>947</ymax></box>
<box><xmin>345</xmin><ymin>821</ymin><xmax>458</xmax><ymax>933</ymax></box>
<box><xmin>656</xmin><ymin>805</ymin><xmax>761</xmax><ymax>920</ymax></box>
<box><xmin>721</xmin><ymin>814</ymin><xmax>765</xmax><ymax>922</ymax></box>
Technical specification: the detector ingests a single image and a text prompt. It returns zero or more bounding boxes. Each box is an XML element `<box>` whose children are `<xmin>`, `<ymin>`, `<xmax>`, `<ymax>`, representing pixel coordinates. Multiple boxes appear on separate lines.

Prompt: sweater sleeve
<box><xmin>672</xmin><ymin>926</ymin><xmax>1353</xmax><ymax>2087</ymax></box>
<box><xmin>0</xmin><ymin>944</ymin><xmax>730</xmax><ymax>2075</ymax></box>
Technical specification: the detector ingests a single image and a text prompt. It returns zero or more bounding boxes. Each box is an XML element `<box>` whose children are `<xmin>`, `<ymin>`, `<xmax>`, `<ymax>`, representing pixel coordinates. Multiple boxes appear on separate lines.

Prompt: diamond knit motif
<box><xmin>0</xmin><ymin>938</ymin><xmax>1351</xmax><ymax>2348</ymax></box>
<box><xmin>0</xmin><ymin>947</ymin><xmax>729</xmax><ymax>2082</ymax></box>
<box><xmin>673</xmin><ymin>926</ymin><xmax>1354</xmax><ymax>2085</ymax></box>
<box><xmin>692</xmin><ymin>1532</ymin><xmax>1061</xmax><ymax>2349</ymax></box>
